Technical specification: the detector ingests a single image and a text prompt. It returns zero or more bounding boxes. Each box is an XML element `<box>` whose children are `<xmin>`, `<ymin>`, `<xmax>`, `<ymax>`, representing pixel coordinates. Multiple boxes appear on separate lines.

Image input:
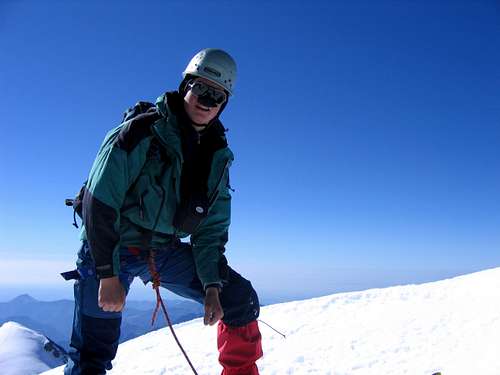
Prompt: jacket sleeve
<box><xmin>190</xmin><ymin>166</ymin><xmax>232</xmax><ymax>290</ymax></box>
<box><xmin>82</xmin><ymin>120</ymin><xmax>152</xmax><ymax>278</ymax></box>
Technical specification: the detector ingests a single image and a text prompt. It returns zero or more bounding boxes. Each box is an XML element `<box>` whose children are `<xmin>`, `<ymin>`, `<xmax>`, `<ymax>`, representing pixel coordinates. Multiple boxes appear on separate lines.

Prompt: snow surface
<box><xmin>43</xmin><ymin>267</ymin><xmax>500</xmax><ymax>374</ymax></box>
<box><xmin>0</xmin><ymin>321</ymin><xmax>66</xmax><ymax>375</ymax></box>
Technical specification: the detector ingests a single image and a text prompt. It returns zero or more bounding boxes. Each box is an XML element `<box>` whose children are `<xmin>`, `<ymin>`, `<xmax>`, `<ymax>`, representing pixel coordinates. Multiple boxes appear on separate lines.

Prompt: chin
<box><xmin>194</xmin><ymin>119</ymin><xmax>208</xmax><ymax>126</ymax></box>
<box><xmin>198</xmin><ymin>115</ymin><xmax>213</xmax><ymax>124</ymax></box>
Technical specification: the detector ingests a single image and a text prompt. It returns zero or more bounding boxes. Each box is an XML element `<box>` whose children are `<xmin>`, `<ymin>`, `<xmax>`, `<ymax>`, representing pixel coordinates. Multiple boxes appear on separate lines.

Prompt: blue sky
<box><xmin>0</xmin><ymin>0</ymin><xmax>499</xmax><ymax>303</ymax></box>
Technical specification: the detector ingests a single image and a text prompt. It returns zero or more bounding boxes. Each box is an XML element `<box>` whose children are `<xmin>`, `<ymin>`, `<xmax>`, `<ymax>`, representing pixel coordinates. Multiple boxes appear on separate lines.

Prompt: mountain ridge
<box><xmin>0</xmin><ymin>321</ymin><xmax>67</xmax><ymax>375</ymax></box>
<box><xmin>0</xmin><ymin>295</ymin><xmax>203</xmax><ymax>351</ymax></box>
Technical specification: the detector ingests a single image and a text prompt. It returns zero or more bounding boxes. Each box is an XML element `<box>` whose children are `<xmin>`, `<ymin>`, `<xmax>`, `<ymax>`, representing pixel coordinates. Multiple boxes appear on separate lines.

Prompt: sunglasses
<box><xmin>188</xmin><ymin>80</ymin><xmax>227</xmax><ymax>107</ymax></box>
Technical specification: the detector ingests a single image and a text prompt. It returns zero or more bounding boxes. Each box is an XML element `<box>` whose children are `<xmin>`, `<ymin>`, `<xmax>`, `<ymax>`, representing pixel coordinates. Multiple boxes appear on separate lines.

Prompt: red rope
<box><xmin>147</xmin><ymin>250</ymin><xmax>199</xmax><ymax>375</ymax></box>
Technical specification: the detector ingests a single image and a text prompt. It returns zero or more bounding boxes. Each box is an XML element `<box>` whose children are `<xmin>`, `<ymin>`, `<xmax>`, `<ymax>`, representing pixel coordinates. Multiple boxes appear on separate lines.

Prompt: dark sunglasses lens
<box><xmin>212</xmin><ymin>90</ymin><xmax>226</xmax><ymax>104</ymax></box>
<box><xmin>191</xmin><ymin>82</ymin><xmax>208</xmax><ymax>96</ymax></box>
<box><xmin>190</xmin><ymin>81</ymin><xmax>226</xmax><ymax>104</ymax></box>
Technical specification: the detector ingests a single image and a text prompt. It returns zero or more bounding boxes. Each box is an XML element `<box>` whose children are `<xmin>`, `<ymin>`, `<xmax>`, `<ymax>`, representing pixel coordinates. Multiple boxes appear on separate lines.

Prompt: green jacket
<box><xmin>80</xmin><ymin>93</ymin><xmax>234</xmax><ymax>289</ymax></box>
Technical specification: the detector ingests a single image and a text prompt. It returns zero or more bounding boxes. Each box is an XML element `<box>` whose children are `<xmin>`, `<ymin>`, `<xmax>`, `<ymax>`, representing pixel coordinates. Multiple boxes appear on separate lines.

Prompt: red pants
<box><xmin>218</xmin><ymin>320</ymin><xmax>263</xmax><ymax>375</ymax></box>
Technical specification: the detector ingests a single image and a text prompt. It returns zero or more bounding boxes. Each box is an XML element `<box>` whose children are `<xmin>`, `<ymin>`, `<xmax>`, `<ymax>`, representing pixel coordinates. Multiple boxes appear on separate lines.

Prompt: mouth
<box><xmin>195</xmin><ymin>105</ymin><xmax>210</xmax><ymax>112</ymax></box>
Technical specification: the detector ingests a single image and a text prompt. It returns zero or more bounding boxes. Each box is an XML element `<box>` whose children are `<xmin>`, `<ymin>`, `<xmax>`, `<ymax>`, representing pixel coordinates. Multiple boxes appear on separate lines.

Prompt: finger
<box><xmin>208</xmin><ymin>311</ymin><xmax>219</xmax><ymax>326</ymax></box>
<box><xmin>215</xmin><ymin>309</ymin><xmax>224</xmax><ymax>324</ymax></box>
<box><xmin>216</xmin><ymin>309</ymin><xmax>224</xmax><ymax>320</ymax></box>
<box><xmin>102</xmin><ymin>303</ymin><xmax>118</xmax><ymax>312</ymax></box>
<box><xmin>205</xmin><ymin>309</ymin><xmax>216</xmax><ymax>325</ymax></box>
<box><xmin>204</xmin><ymin>300</ymin><xmax>212</xmax><ymax>323</ymax></box>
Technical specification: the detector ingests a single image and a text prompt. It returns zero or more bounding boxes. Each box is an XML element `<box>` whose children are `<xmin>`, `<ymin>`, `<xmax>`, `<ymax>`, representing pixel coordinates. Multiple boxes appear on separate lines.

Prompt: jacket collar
<box><xmin>154</xmin><ymin>91</ymin><xmax>230</xmax><ymax>156</ymax></box>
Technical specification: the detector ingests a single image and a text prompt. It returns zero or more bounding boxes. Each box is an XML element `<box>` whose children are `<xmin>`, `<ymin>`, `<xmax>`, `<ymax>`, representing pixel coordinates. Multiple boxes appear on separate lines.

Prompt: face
<box><xmin>183</xmin><ymin>77</ymin><xmax>227</xmax><ymax>125</ymax></box>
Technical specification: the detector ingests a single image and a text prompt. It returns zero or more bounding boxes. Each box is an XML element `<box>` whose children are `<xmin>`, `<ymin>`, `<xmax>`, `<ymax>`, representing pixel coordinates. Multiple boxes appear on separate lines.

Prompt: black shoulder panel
<box><xmin>115</xmin><ymin>109</ymin><xmax>162</xmax><ymax>153</ymax></box>
<box><xmin>122</xmin><ymin>101</ymin><xmax>156</xmax><ymax>122</ymax></box>
<box><xmin>82</xmin><ymin>187</ymin><xmax>119</xmax><ymax>278</ymax></box>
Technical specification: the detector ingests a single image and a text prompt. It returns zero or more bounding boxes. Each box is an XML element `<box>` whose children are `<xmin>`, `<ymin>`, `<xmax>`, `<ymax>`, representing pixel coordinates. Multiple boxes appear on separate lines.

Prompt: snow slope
<box><xmin>44</xmin><ymin>268</ymin><xmax>500</xmax><ymax>374</ymax></box>
<box><xmin>0</xmin><ymin>321</ymin><xmax>67</xmax><ymax>375</ymax></box>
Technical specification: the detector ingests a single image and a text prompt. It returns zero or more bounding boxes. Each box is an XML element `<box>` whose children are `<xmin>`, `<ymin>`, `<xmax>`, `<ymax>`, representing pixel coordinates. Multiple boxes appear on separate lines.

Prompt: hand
<box><xmin>98</xmin><ymin>276</ymin><xmax>126</xmax><ymax>312</ymax></box>
<box><xmin>204</xmin><ymin>287</ymin><xmax>224</xmax><ymax>326</ymax></box>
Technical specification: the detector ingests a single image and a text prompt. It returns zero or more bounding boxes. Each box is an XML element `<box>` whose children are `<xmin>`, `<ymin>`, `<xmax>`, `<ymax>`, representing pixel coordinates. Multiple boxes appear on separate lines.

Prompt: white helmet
<box><xmin>183</xmin><ymin>48</ymin><xmax>237</xmax><ymax>95</ymax></box>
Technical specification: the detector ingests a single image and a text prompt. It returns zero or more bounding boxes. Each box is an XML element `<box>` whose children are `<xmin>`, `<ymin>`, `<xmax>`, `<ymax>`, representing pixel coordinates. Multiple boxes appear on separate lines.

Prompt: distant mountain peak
<box><xmin>11</xmin><ymin>294</ymin><xmax>37</xmax><ymax>303</ymax></box>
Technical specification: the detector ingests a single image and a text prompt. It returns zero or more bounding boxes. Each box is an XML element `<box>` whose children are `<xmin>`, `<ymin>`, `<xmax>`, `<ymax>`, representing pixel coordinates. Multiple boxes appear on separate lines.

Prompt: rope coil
<box><xmin>147</xmin><ymin>250</ymin><xmax>199</xmax><ymax>375</ymax></box>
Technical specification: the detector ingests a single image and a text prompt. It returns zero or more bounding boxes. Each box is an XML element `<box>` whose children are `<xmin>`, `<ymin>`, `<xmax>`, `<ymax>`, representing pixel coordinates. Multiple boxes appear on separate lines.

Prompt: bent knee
<box><xmin>221</xmin><ymin>272</ymin><xmax>260</xmax><ymax>326</ymax></box>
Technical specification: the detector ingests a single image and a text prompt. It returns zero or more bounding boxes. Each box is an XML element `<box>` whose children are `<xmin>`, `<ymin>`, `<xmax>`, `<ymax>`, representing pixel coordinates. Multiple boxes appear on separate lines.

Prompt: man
<box><xmin>64</xmin><ymin>48</ymin><xmax>263</xmax><ymax>374</ymax></box>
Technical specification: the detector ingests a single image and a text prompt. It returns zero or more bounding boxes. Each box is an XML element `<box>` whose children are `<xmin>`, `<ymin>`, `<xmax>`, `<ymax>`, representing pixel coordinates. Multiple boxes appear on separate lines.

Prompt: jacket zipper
<box><xmin>152</xmin><ymin>122</ymin><xmax>230</xmax><ymax>226</ymax></box>
<box><xmin>138</xmin><ymin>190</ymin><xmax>149</xmax><ymax>220</ymax></box>
<box><xmin>208</xmin><ymin>159</ymin><xmax>230</xmax><ymax>207</ymax></box>
<box><xmin>151</xmin><ymin>185</ymin><xmax>166</xmax><ymax>232</ymax></box>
